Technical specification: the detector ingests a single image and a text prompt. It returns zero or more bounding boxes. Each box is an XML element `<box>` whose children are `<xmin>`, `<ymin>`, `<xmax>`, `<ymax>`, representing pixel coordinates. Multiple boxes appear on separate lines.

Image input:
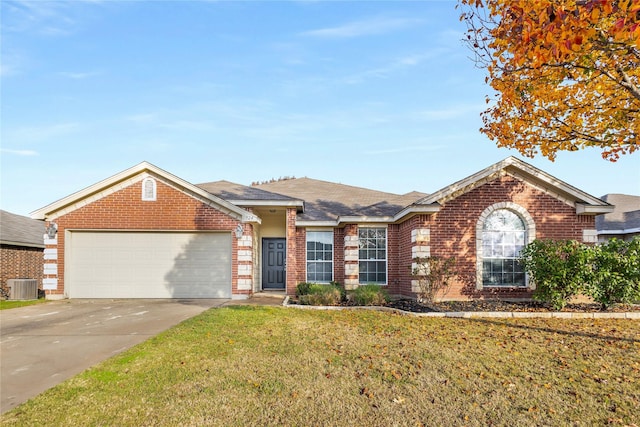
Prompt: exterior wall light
<box><xmin>46</xmin><ymin>222</ymin><xmax>58</xmax><ymax>239</ymax></box>
<box><xmin>235</xmin><ymin>223</ymin><xmax>244</xmax><ymax>239</ymax></box>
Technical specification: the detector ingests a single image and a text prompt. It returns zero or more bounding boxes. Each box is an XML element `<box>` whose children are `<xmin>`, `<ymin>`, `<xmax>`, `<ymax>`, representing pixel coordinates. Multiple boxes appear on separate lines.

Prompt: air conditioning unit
<box><xmin>7</xmin><ymin>279</ymin><xmax>39</xmax><ymax>300</ymax></box>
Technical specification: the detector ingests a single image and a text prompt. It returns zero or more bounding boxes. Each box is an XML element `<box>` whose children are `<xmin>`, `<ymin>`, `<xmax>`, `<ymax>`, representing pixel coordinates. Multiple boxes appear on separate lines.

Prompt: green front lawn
<box><xmin>0</xmin><ymin>298</ymin><xmax>48</xmax><ymax>310</ymax></box>
<box><xmin>2</xmin><ymin>306</ymin><xmax>639</xmax><ymax>426</ymax></box>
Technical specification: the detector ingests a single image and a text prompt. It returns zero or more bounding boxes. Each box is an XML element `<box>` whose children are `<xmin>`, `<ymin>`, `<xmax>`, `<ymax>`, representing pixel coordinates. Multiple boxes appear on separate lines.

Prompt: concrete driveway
<box><xmin>0</xmin><ymin>299</ymin><xmax>226</xmax><ymax>414</ymax></box>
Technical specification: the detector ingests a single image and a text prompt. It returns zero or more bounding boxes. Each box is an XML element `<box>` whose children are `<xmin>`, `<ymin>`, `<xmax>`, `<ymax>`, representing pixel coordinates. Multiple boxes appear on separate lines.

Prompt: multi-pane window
<box><xmin>358</xmin><ymin>227</ymin><xmax>387</xmax><ymax>284</ymax></box>
<box><xmin>482</xmin><ymin>209</ymin><xmax>526</xmax><ymax>287</ymax></box>
<box><xmin>306</xmin><ymin>231</ymin><xmax>333</xmax><ymax>283</ymax></box>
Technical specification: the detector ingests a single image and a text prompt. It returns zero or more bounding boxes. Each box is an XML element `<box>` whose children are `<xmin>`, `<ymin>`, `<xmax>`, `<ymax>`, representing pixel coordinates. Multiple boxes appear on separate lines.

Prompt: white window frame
<box><xmin>476</xmin><ymin>202</ymin><xmax>536</xmax><ymax>290</ymax></box>
<box><xmin>358</xmin><ymin>227</ymin><xmax>388</xmax><ymax>285</ymax></box>
<box><xmin>142</xmin><ymin>177</ymin><xmax>157</xmax><ymax>201</ymax></box>
<box><xmin>306</xmin><ymin>230</ymin><xmax>334</xmax><ymax>283</ymax></box>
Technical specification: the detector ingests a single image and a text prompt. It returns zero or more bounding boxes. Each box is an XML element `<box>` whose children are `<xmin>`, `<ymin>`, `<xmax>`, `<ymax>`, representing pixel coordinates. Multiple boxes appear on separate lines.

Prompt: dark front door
<box><xmin>262</xmin><ymin>238</ymin><xmax>286</xmax><ymax>290</ymax></box>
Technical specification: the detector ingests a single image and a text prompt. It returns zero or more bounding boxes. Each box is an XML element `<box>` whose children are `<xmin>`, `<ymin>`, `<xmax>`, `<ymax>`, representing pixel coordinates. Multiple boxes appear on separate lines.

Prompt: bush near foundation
<box><xmin>520</xmin><ymin>237</ymin><xmax>640</xmax><ymax>310</ymax></box>
<box><xmin>351</xmin><ymin>284</ymin><xmax>390</xmax><ymax>306</ymax></box>
<box><xmin>296</xmin><ymin>282</ymin><xmax>344</xmax><ymax>306</ymax></box>
<box><xmin>584</xmin><ymin>237</ymin><xmax>640</xmax><ymax>309</ymax></box>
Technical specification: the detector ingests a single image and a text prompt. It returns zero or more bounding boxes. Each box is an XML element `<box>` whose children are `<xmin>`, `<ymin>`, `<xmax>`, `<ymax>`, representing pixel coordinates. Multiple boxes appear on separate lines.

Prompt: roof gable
<box><xmin>415</xmin><ymin>157</ymin><xmax>613</xmax><ymax>215</ymax></box>
<box><xmin>31</xmin><ymin>162</ymin><xmax>259</xmax><ymax>223</ymax></box>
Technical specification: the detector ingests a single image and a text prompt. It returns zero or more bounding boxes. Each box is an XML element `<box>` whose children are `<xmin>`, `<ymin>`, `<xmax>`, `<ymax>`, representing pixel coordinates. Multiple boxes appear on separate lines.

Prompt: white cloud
<box><xmin>415</xmin><ymin>103</ymin><xmax>486</xmax><ymax>121</ymax></box>
<box><xmin>125</xmin><ymin>113</ymin><xmax>158</xmax><ymax>124</ymax></box>
<box><xmin>301</xmin><ymin>16</ymin><xmax>423</xmax><ymax>39</ymax></box>
<box><xmin>2</xmin><ymin>0</ymin><xmax>106</xmax><ymax>36</ymax></box>
<box><xmin>341</xmin><ymin>49</ymin><xmax>447</xmax><ymax>84</ymax></box>
<box><xmin>0</xmin><ymin>148</ymin><xmax>39</xmax><ymax>156</ymax></box>
<box><xmin>58</xmin><ymin>71</ymin><xmax>100</xmax><ymax>79</ymax></box>
<box><xmin>364</xmin><ymin>145</ymin><xmax>445</xmax><ymax>155</ymax></box>
<box><xmin>3</xmin><ymin>122</ymin><xmax>81</xmax><ymax>143</ymax></box>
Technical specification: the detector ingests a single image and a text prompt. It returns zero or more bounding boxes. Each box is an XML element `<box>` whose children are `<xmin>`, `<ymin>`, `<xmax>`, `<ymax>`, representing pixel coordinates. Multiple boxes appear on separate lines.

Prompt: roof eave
<box><xmin>576</xmin><ymin>204</ymin><xmax>616</xmax><ymax>215</ymax></box>
<box><xmin>230</xmin><ymin>200</ymin><xmax>305</xmax><ymax>212</ymax></box>
<box><xmin>296</xmin><ymin>220</ymin><xmax>340</xmax><ymax>227</ymax></box>
<box><xmin>393</xmin><ymin>204</ymin><xmax>441</xmax><ymax>222</ymax></box>
<box><xmin>295</xmin><ymin>206</ymin><xmax>441</xmax><ymax>227</ymax></box>
<box><xmin>0</xmin><ymin>240</ymin><xmax>46</xmax><ymax>249</ymax></box>
<box><xmin>597</xmin><ymin>227</ymin><xmax>640</xmax><ymax>235</ymax></box>
<box><xmin>296</xmin><ymin>216</ymin><xmax>395</xmax><ymax>227</ymax></box>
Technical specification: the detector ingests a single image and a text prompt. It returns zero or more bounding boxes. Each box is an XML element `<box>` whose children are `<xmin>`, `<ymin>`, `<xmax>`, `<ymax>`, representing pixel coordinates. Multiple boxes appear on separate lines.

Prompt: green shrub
<box><xmin>519</xmin><ymin>239</ymin><xmax>589</xmax><ymax>310</ymax></box>
<box><xmin>295</xmin><ymin>282</ymin><xmax>314</xmax><ymax>297</ymax></box>
<box><xmin>297</xmin><ymin>282</ymin><xmax>343</xmax><ymax>306</ymax></box>
<box><xmin>329</xmin><ymin>281</ymin><xmax>347</xmax><ymax>301</ymax></box>
<box><xmin>584</xmin><ymin>237</ymin><xmax>640</xmax><ymax>309</ymax></box>
<box><xmin>521</xmin><ymin>237</ymin><xmax>640</xmax><ymax>310</ymax></box>
<box><xmin>351</xmin><ymin>284</ymin><xmax>390</xmax><ymax>306</ymax></box>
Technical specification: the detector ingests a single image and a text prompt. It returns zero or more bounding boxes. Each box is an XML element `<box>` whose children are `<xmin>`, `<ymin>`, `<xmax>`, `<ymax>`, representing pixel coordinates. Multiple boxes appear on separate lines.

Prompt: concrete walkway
<box><xmin>222</xmin><ymin>292</ymin><xmax>286</xmax><ymax>307</ymax></box>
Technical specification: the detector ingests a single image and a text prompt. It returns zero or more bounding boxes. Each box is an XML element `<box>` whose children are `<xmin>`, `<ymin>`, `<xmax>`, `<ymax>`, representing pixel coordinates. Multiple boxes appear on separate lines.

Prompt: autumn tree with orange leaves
<box><xmin>458</xmin><ymin>0</ymin><xmax>639</xmax><ymax>161</ymax></box>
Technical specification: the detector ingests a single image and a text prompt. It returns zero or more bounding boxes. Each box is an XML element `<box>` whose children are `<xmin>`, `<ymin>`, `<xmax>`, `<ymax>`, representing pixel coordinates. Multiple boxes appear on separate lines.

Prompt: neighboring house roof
<box><xmin>414</xmin><ymin>156</ymin><xmax>613</xmax><ymax>215</ymax></box>
<box><xmin>596</xmin><ymin>194</ymin><xmax>640</xmax><ymax>236</ymax></box>
<box><xmin>31</xmin><ymin>162</ymin><xmax>260</xmax><ymax>223</ymax></box>
<box><xmin>253</xmin><ymin>177</ymin><xmax>428</xmax><ymax>223</ymax></box>
<box><xmin>0</xmin><ymin>210</ymin><xmax>45</xmax><ymax>248</ymax></box>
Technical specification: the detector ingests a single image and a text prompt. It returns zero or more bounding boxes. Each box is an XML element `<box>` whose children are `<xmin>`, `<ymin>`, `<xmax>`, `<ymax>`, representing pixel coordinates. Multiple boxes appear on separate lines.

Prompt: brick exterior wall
<box><xmin>287</xmin><ymin>227</ymin><xmax>346</xmax><ymax>293</ymax></box>
<box><xmin>390</xmin><ymin>215</ymin><xmax>428</xmax><ymax>297</ymax></box>
<box><xmin>333</xmin><ymin>228</ymin><xmax>345</xmax><ymax>285</ymax></box>
<box><xmin>44</xmin><ymin>169</ymin><xmax>598</xmax><ymax>301</ymax></box>
<box><xmin>0</xmin><ymin>245</ymin><xmax>44</xmax><ymax>293</ymax></box>
<box><xmin>285</xmin><ymin>208</ymin><xmax>303</xmax><ymax>295</ymax></box>
<box><xmin>288</xmin><ymin>175</ymin><xmax>597</xmax><ymax>301</ymax></box>
<box><xmin>397</xmin><ymin>175</ymin><xmax>596</xmax><ymax>300</ymax></box>
<box><xmin>46</xmin><ymin>176</ymin><xmax>244</xmax><ymax>298</ymax></box>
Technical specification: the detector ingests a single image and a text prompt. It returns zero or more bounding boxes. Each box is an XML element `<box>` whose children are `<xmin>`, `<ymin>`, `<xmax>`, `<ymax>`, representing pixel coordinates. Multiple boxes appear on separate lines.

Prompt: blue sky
<box><xmin>1</xmin><ymin>0</ymin><xmax>638</xmax><ymax>217</ymax></box>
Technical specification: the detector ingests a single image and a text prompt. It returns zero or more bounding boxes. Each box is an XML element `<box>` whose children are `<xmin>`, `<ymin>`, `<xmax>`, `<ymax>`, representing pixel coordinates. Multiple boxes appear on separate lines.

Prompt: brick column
<box><xmin>410</xmin><ymin>228</ymin><xmax>430</xmax><ymax>293</ymax></box>
<box><xmin>285</xmin><ymin>208</ymin><xmax>298</xmax><ymax>295</ymax></box>
<box><xmin>42</xmin><ymin>222</ymin><xmax>61</xmax><ymax>298</ymax></box>
<box><xmin>343</xmin><ymin>224</ymin><xmax>359</xmax><ymax>290</ymax></box>
<box><xmin>236</xmin><ymin>222</ymin><xmax>253</xmax><ymax>294</ymax></box>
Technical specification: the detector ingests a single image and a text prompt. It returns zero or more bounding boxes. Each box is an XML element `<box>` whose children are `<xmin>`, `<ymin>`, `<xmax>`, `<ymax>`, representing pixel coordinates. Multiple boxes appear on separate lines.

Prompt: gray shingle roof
<box><xmin>0</xmin><ymin>210</ymin><xmax>45</xmax><ymax>248</ymax></box>
<box><xmin>254</xmin><ymin>177</ymin><xmax>427</xmax><ymax>221</ymax></box>
<box><xmin>196</xmin><ymin>180</ymin><xmax>299</xmax><ymax>202</ymax></box>
<box><xmin>596</xmin><ymin>194</ymin><xmax>640</xmax><ymax>233</ymax></box>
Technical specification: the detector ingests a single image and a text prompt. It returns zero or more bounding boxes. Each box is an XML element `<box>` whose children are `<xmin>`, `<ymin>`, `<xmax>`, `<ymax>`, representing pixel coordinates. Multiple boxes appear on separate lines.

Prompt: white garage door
<box><xmin>67</xmin><ymin>232</ymin><xmax>232</xmax><ymax>298</ymax></box>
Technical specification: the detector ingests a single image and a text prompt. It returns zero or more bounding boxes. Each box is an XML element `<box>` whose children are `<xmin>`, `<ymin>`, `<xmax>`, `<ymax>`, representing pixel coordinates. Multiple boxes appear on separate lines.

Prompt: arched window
<box><xmin>476</xmin><ymin>204</ymin><xmax>534</xmax><ymax>288</ymax></box>
<box><xmin>142</xmin><ymin>177</ymin><xmax>157</xmax><ymax>201</ymax></box>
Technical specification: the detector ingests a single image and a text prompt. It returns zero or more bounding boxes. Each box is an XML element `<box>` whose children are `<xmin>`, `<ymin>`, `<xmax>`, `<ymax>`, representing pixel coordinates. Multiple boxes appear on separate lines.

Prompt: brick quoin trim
<box><xmin>395</xmin><ymin>176</ymin><xmax>596</xmax><ymax>301</ymax></box>
<box><xmin>0</xmin><ymin>245</ymin><xmax>44</xmax><ymax>291</ymax></box>
<box><xmin>391</xmin><ymin>215</ymin><xmax>429</xmax><ymax>297</ymax></box>
<box><xmin>286</xmin><ymin>208</ymin><xmax>302</xmax><ymax>295</ymax></box>
<box><xmin>48</xmin><ymin>179</ymin><xmax>244</xmax><ymax>298</ymax></box>
<box><xmin>333</xmin><ymin>228</ymin><xmax>345</xmax><ymax>285</ymax></box>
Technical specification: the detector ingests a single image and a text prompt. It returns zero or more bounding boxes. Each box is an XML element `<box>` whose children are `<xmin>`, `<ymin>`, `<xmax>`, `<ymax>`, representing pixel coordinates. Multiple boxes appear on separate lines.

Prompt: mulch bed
<box><xmin>385</xmin><ymin>299</ymin><xmax>640</xmax><ymax>313</ymax></box>
<box><xmin>288</xmin><ymin>297</ymin><xmax>640</xmax><ymax>313</ymax></box>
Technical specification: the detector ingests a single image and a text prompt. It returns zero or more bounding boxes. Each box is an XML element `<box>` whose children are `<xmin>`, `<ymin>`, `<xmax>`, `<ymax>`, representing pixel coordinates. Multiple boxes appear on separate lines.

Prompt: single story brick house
<box><xmin>31</xmin><ymin>156</ymin><xmax>613</xmax><ymax>300</ymax></box>
<box><xmin>0</xmin><ymin>210</ymin><xmax>45</xmax><ymax>294</ymax></box>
